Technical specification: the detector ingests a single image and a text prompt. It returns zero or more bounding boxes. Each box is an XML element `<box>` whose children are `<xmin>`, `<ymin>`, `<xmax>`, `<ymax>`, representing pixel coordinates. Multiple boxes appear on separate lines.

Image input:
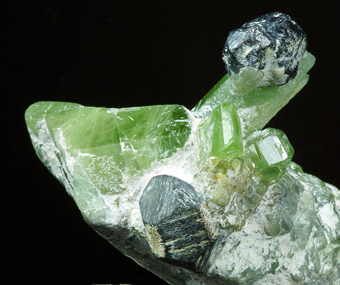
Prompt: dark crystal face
<box><xmin>139</xmin><ymin>175</ymin><xmax>215</xmax><ymax>271</ymax></box>
<box><xmin>222</xmin><ymin>12</ymin><xmax>307</xmax><ymax>86</ymax></box>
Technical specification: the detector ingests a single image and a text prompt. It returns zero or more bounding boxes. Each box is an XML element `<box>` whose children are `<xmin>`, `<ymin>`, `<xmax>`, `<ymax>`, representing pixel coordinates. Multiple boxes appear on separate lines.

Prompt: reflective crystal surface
<box><xmin>197</xmin><ymin>102</ymin><xmax>243</xmax><ymax>160</ymax></box>
<box><xmin>222</xmin><ymin>12</ymin><xmax>307</xmax><ymax>87</ymax></box>
<box><xmin>25</xmin><ymin>101</ymin><xmax>192</xmax><ymax>221</ymax></box>
<box><xmin>245</xmin><ymin>128</ymin><xmax>294</xmax><ymax>182</ymax></box>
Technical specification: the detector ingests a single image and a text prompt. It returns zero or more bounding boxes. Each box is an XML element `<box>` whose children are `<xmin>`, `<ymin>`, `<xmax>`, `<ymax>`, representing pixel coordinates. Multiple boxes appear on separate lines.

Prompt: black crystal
<box><xmin>139</xmin><ymin>175</ymin><xmax>216</xmax><ymax>271</ymax></box>
<box><xmin>222</xmin><ymin>12</ymin><xmax>307</xmax><ymax>86</ymax></box>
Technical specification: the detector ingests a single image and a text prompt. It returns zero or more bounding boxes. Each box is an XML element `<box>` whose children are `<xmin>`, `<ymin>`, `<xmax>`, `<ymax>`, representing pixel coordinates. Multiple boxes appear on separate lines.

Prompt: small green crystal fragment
<box><xmin>25</xmin><ymin>101</ymin><xmax>192</xmax><ymax>196</ymax></box>
<box><xmin>193</xmin><ymin>51</ymin><xmax>316</xmax><ymax>132</ymax></box>
<box><xmin>245</xmin><ymin>128</ymin><xmax>294</xmax><ymax>182</ymax></box>
<box><xmin>197</xmin><ymin>102</ymin><xmax>243</xmax><ymax>160</ymax></box>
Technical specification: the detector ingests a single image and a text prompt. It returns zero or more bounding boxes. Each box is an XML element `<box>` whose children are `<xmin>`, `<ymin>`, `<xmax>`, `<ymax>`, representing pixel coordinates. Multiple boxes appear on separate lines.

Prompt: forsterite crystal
<box><xmin>25</xmin><ymin>12</ymin><xmax>339</xmax><ymax>285</ymax></box>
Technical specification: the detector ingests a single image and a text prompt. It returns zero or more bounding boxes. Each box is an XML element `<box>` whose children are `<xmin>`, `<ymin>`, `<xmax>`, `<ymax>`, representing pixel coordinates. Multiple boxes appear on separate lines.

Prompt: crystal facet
<box><xmin>197</xmin><ymin>102</ymin><xmax>243</xmax><ymax>160</ymax></box>
<box><xmin>245</xmin><ymin>128</ymin><xmax>294</xmax><ymax>182</ymax></box>
<box><xmin>25</xmin><ymin>101</ymin><xmax>192</xmax><ymax>218</ymax></box>
<box><xmin>139</xmin><ymin>175</ymin><xmax>216</xmax><ymax>271</ymax></box>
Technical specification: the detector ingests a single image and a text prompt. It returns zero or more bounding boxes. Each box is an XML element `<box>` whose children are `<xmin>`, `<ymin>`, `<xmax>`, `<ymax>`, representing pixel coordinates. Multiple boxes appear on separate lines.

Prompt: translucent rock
<box><xmin>25</xmin><ymin>101</ymin><xmax>192</xmax><ymax>220</ymax></box>
<box><xmin>197</xmin><ymin>102</ymin><xmax>243</xmax><ymax>160</ymax></box>
<box><xmin>210</xmin><ymin>164</ymin><xmax>340</xmax><ymax>285</ymax></box>
<box><xmin>139</xmin><ymin>175</ymin><xmax>216</xmax><ymax>271</ymax></box>
<box><xmin>204</xmin><ymin>155</ymin><xmax>266</xmax><ymax>230</ymax></box>
<box><xmin>222</xmin><ymin>12</ymin><xmax>307</xmax><ymax>87</ymax></box>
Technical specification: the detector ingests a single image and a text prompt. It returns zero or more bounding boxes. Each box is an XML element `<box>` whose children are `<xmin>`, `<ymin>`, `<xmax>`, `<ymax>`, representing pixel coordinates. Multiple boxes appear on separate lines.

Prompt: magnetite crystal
<box><xmin>25</xmin><ymin>12</ymin><xmax>339</xmax><ymax>285</ymax></box>
<box><xmin>139</xmin><ymin>175</ymin><xmax>216</xmax><ymax>271</ymax></box>
<box><xmin>222</xmin><ymin>12</ymin><xmax>307</xmax><ymax>87</ymax></box>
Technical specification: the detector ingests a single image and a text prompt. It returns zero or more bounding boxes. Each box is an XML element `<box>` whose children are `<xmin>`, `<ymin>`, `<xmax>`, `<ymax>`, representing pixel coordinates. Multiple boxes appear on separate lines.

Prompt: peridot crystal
<box><xmin>193</xmin><ymin>51</ymin><xmax>315</xmax><ymax>132</ymax></box>
<box><xmin>25</xmin><ymin>102</ymin><xmax>192</xmax><ymax>221</ymax></box>
<box><xmin>197</xmin><ymin>102</ymin><xmax>243</xmax><ymax>160</ymax></box>
<box><xmin>245</xmin><ymin>128</ymin><xmax>294</xmax><ymax>182</ymax></box>
<box><xmin>25</xmin><ymin>12</ymin><xmax>339</xmax><ymax>285</ymax></box>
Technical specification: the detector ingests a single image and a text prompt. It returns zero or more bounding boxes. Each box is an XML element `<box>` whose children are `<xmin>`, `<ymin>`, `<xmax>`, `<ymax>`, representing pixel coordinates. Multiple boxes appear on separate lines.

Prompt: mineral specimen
<box><xmin>25</xmin><ymin>12</ymin><xmax>339</xmax><ymax>285</ymax></box>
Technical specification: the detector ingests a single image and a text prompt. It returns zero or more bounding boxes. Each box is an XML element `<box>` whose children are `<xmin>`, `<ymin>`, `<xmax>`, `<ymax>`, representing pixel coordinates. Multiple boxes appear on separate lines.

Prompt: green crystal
<box><xmin>245</xmin><ymin>128</ymin><xmax>294</xmax><ymax>182</ymax></box>
<box><xmin>193</xmin><ymin>51</ymin><xmax>316</xmax><ymax>132</ymax></box>
<box><xmin>197</xmin><ymin>102</ymin><xmax>243</xmax><ymax>160</ymax></box>
<box><xmin>25</xmin><ymin>101</ymin><xmax>192</xmax><ymax>197</ymax></box>
<box><xmin>205</xmin><ymin>128</ymin><xmax>294</xmax><ymax>230</ymax></box>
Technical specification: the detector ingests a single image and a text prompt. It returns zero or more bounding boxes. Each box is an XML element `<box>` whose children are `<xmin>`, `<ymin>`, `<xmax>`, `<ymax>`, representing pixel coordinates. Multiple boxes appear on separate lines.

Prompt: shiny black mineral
<box><xmin>222</xmin><ymin>12</ymin><xmax>307</xmax><ymax>86</ymax></box>
<box><xmin>139</xmin><ymin>175</ymin><xmax>216</xmax><ymax>271</ymax></box>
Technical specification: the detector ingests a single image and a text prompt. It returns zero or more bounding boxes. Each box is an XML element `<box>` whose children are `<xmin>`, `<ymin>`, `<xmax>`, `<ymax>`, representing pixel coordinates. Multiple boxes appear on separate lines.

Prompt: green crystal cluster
<box><xmin>194</xmin><ymin>65</ymin><xmax>298</xmax><ymax>229</ymax></box>
<box><xmin>26</xmin><ymin>102</ymin><xmax>191</xmax><ymax>189</ymax></box>
<box><xmin>203</xmin><ymin>127</ymin><xmax>294</xmax><ymax>230</ymax></box>
<box><xmin>25</xmin><ymin>31</ymin><xmax>339</xmax><ymax>285</ymax></box>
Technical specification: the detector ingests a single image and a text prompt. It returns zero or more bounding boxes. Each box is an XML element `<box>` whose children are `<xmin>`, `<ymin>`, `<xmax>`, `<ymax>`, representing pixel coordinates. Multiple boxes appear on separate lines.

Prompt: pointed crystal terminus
<box><xmin>139</xmin><ymin>175</ymin><xmax>217</xmax><ymax>271</ymax></box>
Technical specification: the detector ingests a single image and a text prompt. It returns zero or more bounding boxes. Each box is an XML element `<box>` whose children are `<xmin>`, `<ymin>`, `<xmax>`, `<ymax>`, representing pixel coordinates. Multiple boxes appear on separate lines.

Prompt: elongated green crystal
<box><xmin>197</xmin><ymin>102</ymin><xmax>243</xmax><ymax>160</ymax></box>
<box><xmin>193</xmin><ymin>51</ymin><xmax>316</xmax><ymax>132</ymax></box>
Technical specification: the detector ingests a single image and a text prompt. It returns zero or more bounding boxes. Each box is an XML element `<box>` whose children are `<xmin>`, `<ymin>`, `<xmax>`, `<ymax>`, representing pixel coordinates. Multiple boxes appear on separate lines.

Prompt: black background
<box><xmin>3</xmin><ymin>0</ymin><xmax>340</xmax><ymax>284</ymax></box>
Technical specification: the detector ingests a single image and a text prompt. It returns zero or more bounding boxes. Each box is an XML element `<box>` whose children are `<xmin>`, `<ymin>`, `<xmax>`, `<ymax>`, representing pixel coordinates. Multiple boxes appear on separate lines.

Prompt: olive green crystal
<box><xmin>197</xmin><ymin>102</ymin><xmax>243</xmax><ymax>160</ymax></box>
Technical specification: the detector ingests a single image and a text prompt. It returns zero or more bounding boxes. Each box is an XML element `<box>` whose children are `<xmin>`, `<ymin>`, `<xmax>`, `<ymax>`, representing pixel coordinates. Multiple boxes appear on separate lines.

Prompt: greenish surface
<box><xmin>193</xmin><ymin>51</ymin><xmax>316</xmax><ymax>132</ymax></box>
<box><xmin>245</xmin><ymin>128</ymin><xmax>294</xmax><ymax>182</ymax></box>
<box><xmin>25</xmin><ymin>101</ymin><xmax>81</xmax><ymax>137</ymax></box>
<box><xmin>207</xmin><ymin>155</ymin><xmax>265</xmax><ymax>229</ymax></box>
<box><xmin>25</xmin><ymin>102</ymin><xmax>192</xmax><ymax>196</ymax></box>
<box><xmin>197</xmin><ymin>102</ymin><xmax>243</xmax><ymax>160</ymax></box>
<box><xmin>263</xmin><ymin>164</ymin><xmax>340</xmax><ymax>280</ymax></box>
<box><xmin>206</xmin><ymin>127</ymin><xmax>294</xmax><ymax>229</ymax></box>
